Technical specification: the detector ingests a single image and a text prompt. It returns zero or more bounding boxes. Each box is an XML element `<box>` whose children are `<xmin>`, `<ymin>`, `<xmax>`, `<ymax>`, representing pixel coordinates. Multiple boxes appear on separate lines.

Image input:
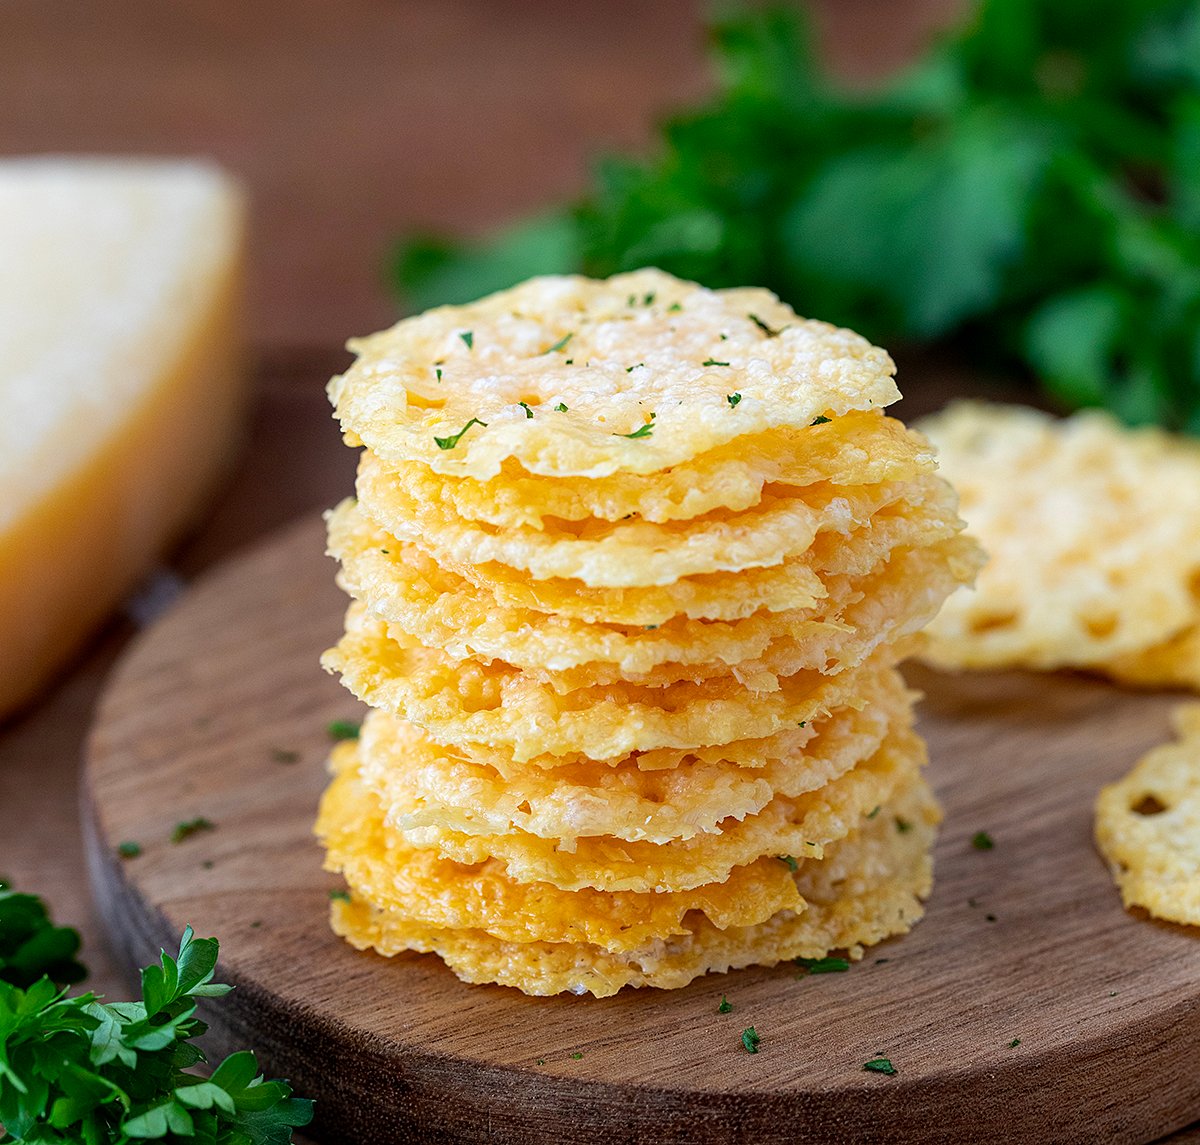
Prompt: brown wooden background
<box><xmin>5</xmin><ymin>1</ymin><xmax>1195</xmax><ymax>1139</ymax></box>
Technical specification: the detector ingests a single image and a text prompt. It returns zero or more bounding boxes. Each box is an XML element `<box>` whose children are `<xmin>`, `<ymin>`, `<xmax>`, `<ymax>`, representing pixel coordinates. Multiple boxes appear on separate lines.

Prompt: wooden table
<box><xmin>1</xmin><ymin>1</ymin><xmax>1196</xmax><ymax>1140</ymax></box>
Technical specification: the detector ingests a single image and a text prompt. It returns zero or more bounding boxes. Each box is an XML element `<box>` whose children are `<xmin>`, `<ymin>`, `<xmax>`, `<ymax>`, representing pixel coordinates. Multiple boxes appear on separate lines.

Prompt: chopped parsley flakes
<box><xmin>435</xmin><ymin>417</ymin><xmax>487</xmax><ymax>450</ymax></box>
<box><xmin>776</xmin><ymin>855</ymin><xmax>799</xmax><ymax>872</ymax></box>
<box><xmin>327</xmin><ymin>719</ymin><xmax>361</xmax><ymax>741</ymax></box>
<box><xmin>617</xmin><ymin>413</ymin><xmax>655</xmax><ymax>439</ymax></box>
<box><xmin>1009</xmin><ymin>1038</ymin><xmax>1021</xmax><ymax>1048</ymax></box>
<box><xmin>795</xmin><ymin>956</ymin><xmax>850</xmax><ymax>975</ymax></box>
<box><xmin>702</xmin><ymin>358</ymin><xmax>730</xmax><ymax>367</ymax></box>
<box><xmin>895</xmin><ymin>817</ymin><xmax>913</xmax><ymax>834</ymax></box>
<box><xmin>863</xmin><ymin>1057</ymin><xmax>897</xmax><ymax>1076</ymax></box>
<box><xmin>329</xmin><ymin>889</ymin><xmax>351</xmax><ymax>903</ymax></box>
<box><xmin>542</xmin><ymin>332</ymin><xmax>574</xmax><ymax>354</ymax></box>
<box><xmin>554</xmin><ymin>401</ymin><xmax>569</xmax><ymax>412</ymax></box>
<box><xmin>117</xmin><ymin>841</ymin><xmax>142</xmax><ymax>859</ymax></box>
<box><xmin>569</xmin><ymin>1051</ymin><xmax>584</xmax><ymax>1060</ymax></box>
<box><xmin>718</xmin><ymin>995</ymin><xmax>733</xmax><ymax>1014</ymax></box>
<box><xmin>811</xmin><ymin>415</ymin><xmax>831</xmax><ymax>425</ymax></box>
<box><xmin>748</xmin><ymin>313</ymin><xmax>780</xmax><ymax>337</ymax></box>
<box><xmin>741</xmin><ymin>1027</ymin><xmax>761</xmax><ymax>1054</ymax></box>
<box><xmin>972</xmin><ymin>830</ymin><xmax>995</xmax><ymax>850</ymax></box>
<box><xmin>459</xmin><ymin>330</ymin><xmax>474</xmax><ymax>349</ymax></box>
<box><xmin>170</xmin><ymin>817</ymin><xmax>214</xmax><ymax>845</ymax></box>
<box><xmin>518</xmin><ymin>401</ymin><xmax>535</xmax><ymax>419</ymax></box>
<box><xmin>727</xmin><ymin>392</ymin><xmax>742</xmax><ymax>407</ymax></box>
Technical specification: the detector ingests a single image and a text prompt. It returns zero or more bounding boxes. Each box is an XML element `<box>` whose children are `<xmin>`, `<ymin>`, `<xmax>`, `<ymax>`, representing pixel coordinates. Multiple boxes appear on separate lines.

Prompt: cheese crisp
<box><xmin>918</xmin><ymin>401</ymin><xmax>1200</xmax><ymax>682</ymax></box>
<box><xmin>317</xmin><ymin>269</ymin><xmax>980</xmax><ymax>995</ymax></box>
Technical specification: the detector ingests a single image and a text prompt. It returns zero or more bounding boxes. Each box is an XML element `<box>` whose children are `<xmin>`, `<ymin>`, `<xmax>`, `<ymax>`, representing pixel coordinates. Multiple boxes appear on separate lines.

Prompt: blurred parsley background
<box><xmin>393</xmin><ymin>0</ymin><xmax>1200</xmax><ymax>433</ymax></box>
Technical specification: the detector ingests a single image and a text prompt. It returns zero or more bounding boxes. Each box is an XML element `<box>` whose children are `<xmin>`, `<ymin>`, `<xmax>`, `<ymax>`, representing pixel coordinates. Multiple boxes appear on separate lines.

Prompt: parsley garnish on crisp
<box><xmin>617</xmin><ymin>413</ymin><xmax>655</xmax><ymax>439</ymax></box>
<box><xmin>972</xmin><ymin>830</ymin><xmax>995</xmax><ymax>850</ymax></box>
<box><xmin>795</xmin><ymin>956</ymin><xmax>850</xmax><ymax>975</ymax></box>
<box><xmin>117</xmin><ymin>840</ymin><xmax>143</xmax><ymax>859</ymax></box>
<box><xmin>435</xmin><ymin>367</ymin><xmax>443</xmax><ymax>382</ymax></box>
<box><xmin>171</xmin><ymin>817</ymin><xmax>215</xmax><ymax>845</ymax></box>
<box><xmin>553</xmin><ymin>401</ymin><xmax>569</xmax><ymax>412</ymax></box>
<box><xmin>518</xmin><ymin>401</ymin><xmax>535</xmax><ymax>419</ymax></box>
<box><xmin>727</xmin><ymin>392</ymin><xmax>742</xmax><ymax>408</ymax></box>
<box><xmin>329</xmin><ymin>889</ymin><xmax>352</xmax><ymax>903</ymax></box>
<box><xmin>741</xmin><ymin>1027</ymin><xmax>761</xmax><ymax>1054</ymax></box>
<box><xmin>776</xmin><ymin>855</ymin><xmax>799</xmax><ymax>872</ymax></box>
<box><xmin>864</xmin><ymin>1057</ymin><xmax>897</xmax><ymax>1076</ymax></box>
<box><xmin>811</xmin><ymin>415</ymin><xmax>831</xmax><ymax>425</ymax></box>
<box><xmin>702</xmin><ymin>358</ymin><xmax>730</xmax><ymax>367</ymax></box>
<box><xmin>543</xmin><ymin>332</ymin><xmax>573</xmax><ymax>354</ymax></box>
<box><xmin>435</xmin><ymin>417</ymin><xmax>487</xmax><ymax>450</ymax></box>
<box><xmin>459</xmin><ymin>330</ymin><xmax>474</xmax><ymax>349</ymax></box>
<box><xmin>667</xmin><ymin>302</ymin><xmax>682</xmax><ymax>313</ymax></box>
<box><xmin>718</xmin><ymin>995</ymin><xmax>733</xmax><ymax>1014</ymax></box>
<box><xmin>895</xmin><ymin>817</ymin><xmax>913</xmax><ymax>834</ymax></box>
<box><xmin>625</xmin><ymin>362</ymin><xmax>644</xmax><ymax>373</ymax></box>
<box><xmin>0</xmin><ymin>921</ymin><xmax>312</xmax><ymax>1139</ymax></box>
<box><xmin>327</xmin><ymin>719</ymin><xmax>362</xmax><ymax>741</ymax></box>
<box><xmin>867</xmin><ymin>805</ymin><xmax>881</xmax><ymax>819</ymax></box>
<box><xmin>748</xmin><ymin>313</ymin><xmax>780</xmax><ymax>337</ymax></box>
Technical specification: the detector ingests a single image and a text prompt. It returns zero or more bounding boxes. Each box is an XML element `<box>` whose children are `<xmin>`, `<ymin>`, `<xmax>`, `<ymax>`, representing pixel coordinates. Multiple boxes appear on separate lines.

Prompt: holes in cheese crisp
<box><xmin>968</xmin><ymin>611</ymin><xmax>1018</xmax><ymax>635</ymax></box>
<box><xmin>1131</xmin><ymin>794</ymin><xmax>1168</xmax><ymax>816</ymax></box>
<box><xmin>1083</xmin><ymin>613</ymin><xmax>1119</xmax><ymax>640</ymax></box>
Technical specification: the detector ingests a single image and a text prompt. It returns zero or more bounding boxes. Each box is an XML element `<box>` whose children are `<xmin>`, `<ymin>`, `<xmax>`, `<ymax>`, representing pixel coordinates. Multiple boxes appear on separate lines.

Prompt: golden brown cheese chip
<box><xmin>376</xmin><ymin>410</ymin><xmax>934</xmax><ymax>529</ymax></box>
<box><xmin>318</xmin><ymin>752</ymin><xmax>804</xmax><ymax>954</ymax></box>
<box><xmin>919</xmin><ymin>401</ymin><xmax>1200</xmax><ymax>671</ymax></box>
<box><xmin>324</xmin><ymin>610</ymin><xmax>909</xmax><ymax>762</ymax></box>
<box><xmin>329</xmin><ymin>497</ymin><xmax>972</xmax><ymax>685</ymax></box>
<box><xmin>1102</xmin><ymin>625</ymin><xmax>1200</xmax><ymax>692</ymax></box>
<box><xmin>329</xmin><ymin>774</ymin><xmax>940</xmax><ymax>996</ymax></box>
<box><xmin>1094</xmin><ymin>703</ymin><xmax>1200</xmax><ymax>925</ymax></box>
<box><xmin>395</xmin><ymin>724</ymin><xmax>926</xmax><ymax>893</ymax></box>
<box><xmin>357</xmin><ymin>447</ymin><xmax>943</xmax><ymax>588</ymax></box>
<box><xmin>329</xmin><ymin>268</ymin><xmax>899</xmax><ymax>481</ymax></box>
<box><xmin>356</xmin><ymin>669</ymin><xmax>910</xmax><ymax>844</ymax></box>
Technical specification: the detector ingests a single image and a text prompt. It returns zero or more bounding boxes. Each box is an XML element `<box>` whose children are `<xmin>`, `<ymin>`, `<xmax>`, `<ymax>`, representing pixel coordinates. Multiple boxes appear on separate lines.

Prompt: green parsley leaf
<box><xmin>542</xmin><ymin>332</ymin><xmax>574</xmax><ymax>354</ymax></box>
<box><xmin>718</xmin><ymin>995</ymin><xmax>733</xmax><ymax>1014</ymax></box>
<box><xmin>518</xmin><ymin>401</ymin><xmax>535</xmax><ymax>418</ymax></box>
<box><xmin>702</xmin><ymin>358</ymin><xmax>730</xmax><ymax>367</ymax></box>
<box><xmin>171</xmin><ymin>817</ymin><xmax>215</xmax><ymax>845</ymax></box>
<box><xmin>895</xmin><ymin>817</ymin><xmax>913</xmax><ymax>834</ymax></box>
<box><xmin>776</xmin><ymin>855</ymin><xmax>799</xmax><ymax>872</ymax></box>
<box><xmin>811</xmin><ymin>415</ymin><xmax>831</xmax><ymax>425</ymax></box>
<box><xmin>617</xmin><ymin>413</ymin><xmax>656</xmax><ymax>439</ymax></box>
<box><xmin>0</xmin><ymin>881</ymin><xmax>86</xmax><ymax>988</ymax></box>
<box><xmin>866</xmin><ymin>805</ymin><xmax>881</xmax><ymax>819</ymax></box>
<box><xmin>741</xmin><ymin>1026</ymin><xmax>761</xmax><ymax>1054</ymax></box>
<box><xmin>748</xmin><ymin>313</ymin><xmax>780</xmax><ymax>337</ymax></box>
<box><xmin>727</xmin><ymin>392</ymin><xmax>742</xmax><ymax>407</ymax></box>
<box><xmin>626</xmin><ymin>362</ymin><xmax>645</xmax><ymax>372</ymax></box>
<box><xmin>795</xmin><ymin>956</ymin><xmax>850</xmax><ymax>975</ymax></box>
<box><xmin>329</xmin><ymin>889</ymin><xmax>352</xmax><ymax>903</ymax></box>
<box><xmin>435</xmin><ymin>417</ymin><xmax>488</xmax><ymax>450</ymax></box>
<box><xmin>972</xmin><ymin>830</ymin><xmax>995</xmax><ymax>851</ymax></box>
<box><xmin>118</xmin><ymin>840</ymin><xmax>143</xmax><ymax>858</ymax></box>
<box><xmin>569</xmin><ymin>1051</ymin><xmax>584</xmax><ymax>1060</ymax></box>
<box><xmin>0</xmin><ymin>921</ymin><xmax>313</xmax><ymax>1141</ymax></box>
<box><xmin>864</xmin><ymin>1057</ymin><xmax>897</xmax><ymax>1076</ymax></box>
<box><xmin>435</xmin><ymin>366</ymin><xmax>443</xmax><ymax>381</ymax></box>
<box><xmin>327</xmin><ymin>719</ymin><xmax>361</xmax><ymax>741</ymax></box>
<box><xmin>667</xmin><ymin>302</ymin><xmax>682</xmax><ymax>313</ymax></box>
<box><xmin>553</xmin><ymin>401</ymin><xmax>569</xmax><ymax>412</ymax></box>
<box><xmin>459</xmin><ymin>330</ymin><xmax>474</xmax><ymax>349</ymax></box>
<box><xmin>1009</xmin><ymin>1037</ymin><xmax>1021</xmax><ymax>1048</ymax></box>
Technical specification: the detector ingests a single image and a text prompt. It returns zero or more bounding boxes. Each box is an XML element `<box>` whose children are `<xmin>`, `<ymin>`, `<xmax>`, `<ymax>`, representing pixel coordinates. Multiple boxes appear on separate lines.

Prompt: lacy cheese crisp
<box><xmin>317</xmin><ymin>268</ymin><xmax>981</xmax><ymax>995</ymax></box>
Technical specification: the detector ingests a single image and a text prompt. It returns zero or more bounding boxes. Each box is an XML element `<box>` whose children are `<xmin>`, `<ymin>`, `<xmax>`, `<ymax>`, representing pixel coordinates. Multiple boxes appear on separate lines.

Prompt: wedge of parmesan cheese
<box><xmin>0</xmin><ymin>158</ymin><xmax>246</xmax><ymax>719</ymax></box>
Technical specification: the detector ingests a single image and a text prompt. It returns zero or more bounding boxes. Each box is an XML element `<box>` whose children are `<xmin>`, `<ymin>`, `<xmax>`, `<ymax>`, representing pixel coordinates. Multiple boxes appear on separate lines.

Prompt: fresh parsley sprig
<box><xmin>0</xmin><ymin>924</ymin><xmax>313</xmax><ymax>1143</ymax></box>
<box><xmin>0</xmin><ymin>881</ymin><xmax>85</xmax><ymax>989</ymax></box>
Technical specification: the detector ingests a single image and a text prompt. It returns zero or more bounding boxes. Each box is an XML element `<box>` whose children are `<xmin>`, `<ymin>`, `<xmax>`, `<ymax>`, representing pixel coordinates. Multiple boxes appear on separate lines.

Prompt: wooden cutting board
<box><xmin>83</xmin><ymin>514</ymin><xmax>1200</xmax><ymax>1145</ymax></box>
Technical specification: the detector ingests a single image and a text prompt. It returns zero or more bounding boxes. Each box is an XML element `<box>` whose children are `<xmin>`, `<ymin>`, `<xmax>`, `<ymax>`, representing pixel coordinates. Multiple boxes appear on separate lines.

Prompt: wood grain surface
<box><xmin>83</xmin><ymin>515</ymin><xmax>1200</xmax><ymax>1145</ymax></box>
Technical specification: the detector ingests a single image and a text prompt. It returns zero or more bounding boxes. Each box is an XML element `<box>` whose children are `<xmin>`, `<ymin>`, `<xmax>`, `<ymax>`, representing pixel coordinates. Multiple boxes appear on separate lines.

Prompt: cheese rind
<box><xmin>0</xmin><ymin>158</ymin><xmax>246</xmax><ymax>719</ymax></box>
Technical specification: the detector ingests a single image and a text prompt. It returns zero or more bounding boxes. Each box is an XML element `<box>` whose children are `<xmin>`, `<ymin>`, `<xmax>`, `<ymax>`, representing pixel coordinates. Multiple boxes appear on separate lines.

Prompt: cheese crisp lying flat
<box><xmin>1095</xmin><ymin>704</ymin><xmax>1200</xmax><ymax>925</ymax></box>
<box><xmin>918</xmin><ymin>401</ymin><xmax>1200</xmax><ymax>685</ymax></box>
<box><xmin>318</xmin><ymin>269</ymin><xmax>981</xmax><ymax>995</ymax></box>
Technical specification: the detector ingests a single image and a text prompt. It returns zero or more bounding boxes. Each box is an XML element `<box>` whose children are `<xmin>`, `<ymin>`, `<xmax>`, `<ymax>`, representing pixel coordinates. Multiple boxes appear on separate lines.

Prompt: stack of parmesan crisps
<box><xmin>317</xmin><ymin>269</ymin><xmax>981</xmax><ymax>997</ymax></box>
